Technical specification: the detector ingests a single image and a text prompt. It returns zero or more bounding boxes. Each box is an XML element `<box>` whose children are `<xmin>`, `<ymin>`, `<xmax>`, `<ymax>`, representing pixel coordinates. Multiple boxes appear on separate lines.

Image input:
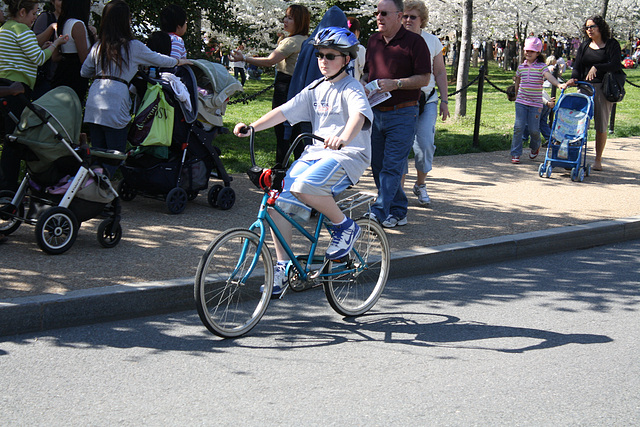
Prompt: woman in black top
<box><xmin>567</xmin><ymin>15</ymin><xmax>621</xmax><ymax>171</ymax></box>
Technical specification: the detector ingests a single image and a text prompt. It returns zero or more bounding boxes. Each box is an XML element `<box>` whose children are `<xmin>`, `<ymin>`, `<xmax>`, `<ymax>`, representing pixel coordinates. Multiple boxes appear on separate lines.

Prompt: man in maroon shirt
<box><xmin>363</xmin><ymin>0</ymin><xmax>431</xmax><ymax>228</ymax></box>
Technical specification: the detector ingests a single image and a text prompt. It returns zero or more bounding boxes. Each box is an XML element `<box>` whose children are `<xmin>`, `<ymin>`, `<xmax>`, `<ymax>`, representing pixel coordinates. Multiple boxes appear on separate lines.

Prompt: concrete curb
<box><xmin>2</xmin><ymin>215</ymin><xmax>640</xmax><ymax>337</ymax></box>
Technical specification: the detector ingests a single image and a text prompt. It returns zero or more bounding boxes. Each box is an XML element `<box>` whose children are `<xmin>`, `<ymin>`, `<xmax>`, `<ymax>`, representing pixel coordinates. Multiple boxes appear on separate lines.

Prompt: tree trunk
<box><xmin>451</xmin><ymin>30</ymin><xmax>462</xmax><ymax>82</ymax></box>
<box><xmin>601</xmin><ymin>0</ymin><xmax>609</xmax><ymax>19</ymax></box>
<box><xmin>455</xmin><ymin>0</ymin><xmax>473</xmax><ymax>117</ymax></box>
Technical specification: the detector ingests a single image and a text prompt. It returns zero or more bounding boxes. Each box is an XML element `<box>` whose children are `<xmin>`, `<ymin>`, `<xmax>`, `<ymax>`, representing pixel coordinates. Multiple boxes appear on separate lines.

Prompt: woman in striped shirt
<box><xmin>0</xmin><ymin>0</ymin><xmax>68</xmax><ymax>191</ymax></box>
<box><xmin>510</xmin><ymin>37</ymin><xmax>565</xmax><ymax>164</ymax></box>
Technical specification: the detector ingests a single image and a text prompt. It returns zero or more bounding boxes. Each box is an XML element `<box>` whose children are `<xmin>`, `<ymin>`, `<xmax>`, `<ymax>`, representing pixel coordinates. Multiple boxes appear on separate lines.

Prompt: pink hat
<box><xmin>524</xmin><ymin>37</ymin><xmax>542</xmax><ymax>52</ymax></box>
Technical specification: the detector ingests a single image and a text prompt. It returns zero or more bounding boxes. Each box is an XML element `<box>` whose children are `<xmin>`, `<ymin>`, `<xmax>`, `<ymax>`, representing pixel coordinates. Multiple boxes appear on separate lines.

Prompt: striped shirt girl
<box><xmin>0</xmin><ymin>20</ymin><xmax>52</xmax><ymax>88</ymax></box>
<box><xmin>168</xmin><ymin>33</ymin><xmax>187</xmax><ymax>59</ymax></box>
<box><xmin>515</xmin><ymin>60</ymin><xmax>547</xmax><ymax>108</ymax></box>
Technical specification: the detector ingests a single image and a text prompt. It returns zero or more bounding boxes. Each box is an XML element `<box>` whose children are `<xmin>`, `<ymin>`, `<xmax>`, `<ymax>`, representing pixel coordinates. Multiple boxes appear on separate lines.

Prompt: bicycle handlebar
<box><xmin>241</xmin><ymin>125</ymin><xmax>325</xmax><ymax>170</ymax></box>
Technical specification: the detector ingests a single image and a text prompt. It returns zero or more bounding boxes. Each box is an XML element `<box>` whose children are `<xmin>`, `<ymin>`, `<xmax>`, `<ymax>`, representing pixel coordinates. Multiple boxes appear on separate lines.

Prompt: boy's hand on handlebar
<box><xmin>234</xmin><ymin>123</ymin><xmax>250</xmax><ymax>137</ymax></box>
<box><xmin>323</xmin><ymin>135</ymin><xmax>345</xmax><ymax>150</ymax></box>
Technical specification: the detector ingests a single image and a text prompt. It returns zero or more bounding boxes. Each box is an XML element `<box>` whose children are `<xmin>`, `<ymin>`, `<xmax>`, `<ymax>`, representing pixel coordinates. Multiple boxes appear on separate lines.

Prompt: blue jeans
<box><xmin>370</xmin><ymin>106</ymin><xmax>418</xmax><ymax>220</ymax></box>
<box><xmin>523</xmin><ymin>103</ymin><xmax>551</xmax><ymax>143</ymax></box>
<box><xmin>511</xmin><ymin>103</ymin><xmax>542</xmax><ymax>157</ymax></box>
<box><xmin>413</xmin><ymin>101</ymin><xmax>438</xmax><ymax>174</ymax></box>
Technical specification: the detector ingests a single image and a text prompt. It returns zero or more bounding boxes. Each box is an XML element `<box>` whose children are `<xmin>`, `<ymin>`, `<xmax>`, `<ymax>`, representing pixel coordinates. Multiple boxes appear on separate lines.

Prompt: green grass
<box><xmin>4</xmin><ymin>63</ymin><xmax>638</xmax><ymax>176</ymax></box>
<box><xmin>216</xmin><ymin>62</ymin><xmax>640</xmax><ymax>173</ymax></box>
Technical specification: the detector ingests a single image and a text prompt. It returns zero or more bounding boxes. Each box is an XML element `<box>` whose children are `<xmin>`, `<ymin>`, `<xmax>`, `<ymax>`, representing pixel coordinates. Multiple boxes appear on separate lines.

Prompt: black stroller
<box><xmin>0</xmin><ymin>86</ymin><xmax>125</xmax><ymax>254</ymax></box>
<box><xmin>118</xmin><ymin>63</ymin><xmax>240</xmax><ymax>214</ymax></box>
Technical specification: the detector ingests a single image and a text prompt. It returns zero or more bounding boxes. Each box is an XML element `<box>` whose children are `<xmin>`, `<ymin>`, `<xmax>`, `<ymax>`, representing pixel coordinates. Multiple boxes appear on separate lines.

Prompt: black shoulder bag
<box><xmin>602</xmin><ymin>70</ymin><xmax>626</xmax><ymax>103</ymax></box>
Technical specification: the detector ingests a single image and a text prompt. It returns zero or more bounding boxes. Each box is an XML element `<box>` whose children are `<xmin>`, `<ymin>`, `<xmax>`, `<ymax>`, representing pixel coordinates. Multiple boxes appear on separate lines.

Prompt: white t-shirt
<box><xmin>279</xmin><ymin>74</ymin><xmax>374</xmax><ymax>184</ymax></box>
<box><xmin>420</xmin><ymin>30</ymin><xmax>443</xmax><ymax>103</ymax></box>
<box><xmin>60</xmin><ymin>18</ymin><xmax>90</xmax><ymax>54</ymax></box>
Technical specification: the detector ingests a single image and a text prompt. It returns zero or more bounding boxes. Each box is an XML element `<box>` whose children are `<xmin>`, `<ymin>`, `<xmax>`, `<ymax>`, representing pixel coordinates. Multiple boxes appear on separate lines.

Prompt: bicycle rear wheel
<box><xmin>195</xmin><ymin>228</ymin><xmax>274</xmax><ymax>338</ymax></box>
<box><xmin>323</xmin><ymin>217</ymin><xmax>390</xmax><ymax>316</ymax></box>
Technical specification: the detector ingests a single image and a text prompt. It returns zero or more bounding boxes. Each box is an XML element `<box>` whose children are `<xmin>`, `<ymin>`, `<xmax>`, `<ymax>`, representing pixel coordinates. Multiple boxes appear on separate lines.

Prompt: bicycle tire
<box><xmin>323</xmin><ymin>217</ymin><xmax>390</xmax><ymax>316</ymax></box>
<box><xmin>195</xmin><ymin>228</ymin><xmax>274</xmax><ymax>338</ymax></box>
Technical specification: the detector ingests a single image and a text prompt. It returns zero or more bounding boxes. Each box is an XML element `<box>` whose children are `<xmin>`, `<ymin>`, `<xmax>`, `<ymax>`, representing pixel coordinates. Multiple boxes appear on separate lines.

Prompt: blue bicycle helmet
<box><xmin>313</xmin><ymin>26</ymin><xmax>360</xmax><ymax>59</ymax></box>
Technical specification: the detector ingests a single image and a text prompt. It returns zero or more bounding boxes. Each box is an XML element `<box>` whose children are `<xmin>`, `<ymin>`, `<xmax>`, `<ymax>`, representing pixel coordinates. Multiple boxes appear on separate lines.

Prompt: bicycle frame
<box><xmin>229</xmin><ymin>189</ymin><xmax>368</xmax><ymax>294</ymax></box>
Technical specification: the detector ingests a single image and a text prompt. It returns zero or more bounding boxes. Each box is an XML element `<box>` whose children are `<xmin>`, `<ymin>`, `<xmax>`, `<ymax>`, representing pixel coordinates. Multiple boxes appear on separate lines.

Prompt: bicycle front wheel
<box><xmin>323</xmin><ymin>217</ymin><xmax>390</xmax><ymax>316</ymax></box>
<box><xmin>195</xmin><ymin>228</ymin><xmax>274</xmax><ymax>338</ymax></box>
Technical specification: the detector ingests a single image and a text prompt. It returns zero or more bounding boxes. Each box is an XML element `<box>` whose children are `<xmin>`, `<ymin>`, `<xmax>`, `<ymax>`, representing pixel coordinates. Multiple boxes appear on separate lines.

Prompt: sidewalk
<box><xmin>2</xmin><ymin>137</ymin><xmax>640</xmax><ymax>336</ymax></box>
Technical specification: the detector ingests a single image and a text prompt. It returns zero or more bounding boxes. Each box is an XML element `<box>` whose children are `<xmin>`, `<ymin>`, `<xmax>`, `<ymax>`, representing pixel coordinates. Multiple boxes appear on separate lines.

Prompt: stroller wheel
<box><xmin>216</xmin><ymin>187</ymin><xmax>236</xmax><ymax>211</ymax></box>
<box><xmin>545</xmin><ymin>163</ymin><xmax>553</xmax><ymax>178</ymax></box>
<box><xmin>117</xmin><ymin>180</ymin><xmax>137</xmax><ymax>202</ymax></box>
<box><xmin>166</xmin><ymin>187</ymin><xmax>188</xmax><ymax>214</ymax></box>
<box><xmin>35</xmin><ymin>207</ymin><xmax>78</xmax><ymax>255</ymax></box>
<box><xmin>207</xmin><ymin>184</ymin><xmax>223</xmax><ymax>208</ymax></box>
<box><xmin>97</xmin><ymin>218</ymin><xmax>122</xmax><ymax>248</ymax></box>
<box><xmin>0</xmin><ymin>190</ymin><xmax>24</xmax><ymax>236</ymax></box>
<box><xmin>571</xmin><ymin>167</ymin><xmax>578</xmax><ymax>182</ymax></box>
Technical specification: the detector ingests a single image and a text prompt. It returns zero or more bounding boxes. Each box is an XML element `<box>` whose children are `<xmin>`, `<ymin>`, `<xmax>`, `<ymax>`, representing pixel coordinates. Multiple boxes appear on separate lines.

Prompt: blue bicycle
<box><xmin>194</xmin><ymin>128</ymin><xmax>390</xmax><ymax>338</ymax></box>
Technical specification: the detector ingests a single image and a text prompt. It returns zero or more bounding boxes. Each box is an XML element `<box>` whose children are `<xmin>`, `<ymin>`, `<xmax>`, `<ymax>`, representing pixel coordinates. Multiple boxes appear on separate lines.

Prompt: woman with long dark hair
<box><xmin>81</xmin><ymin>0</ymin><xmax>190</xmax><ymax>161</ymax></box>
<box><xmin>567</xmin><ymin>15</ymin><xmax>622</xmax><ymax>171</ymax></box>
<box><xmin>52</xmin><ymin>0</ymin><xmax>95</xmax><ymax>101</ymax></box>
<box><xmin>230</xmin><ymin>4</ymin><xmax>310</xmax><ymax>165</ymax></box>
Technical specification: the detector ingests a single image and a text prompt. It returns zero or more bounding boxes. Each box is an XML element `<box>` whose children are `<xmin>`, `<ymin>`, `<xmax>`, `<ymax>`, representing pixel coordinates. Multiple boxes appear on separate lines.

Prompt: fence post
<box><xmin>609</xmin><ymin>103</ymin><xmax>616</xmax><ymax>134</ymax></box>
<box><xmin>473</xmin><ymin>65</ymin><xmax>486</xmax><ymax>148</ymax></box>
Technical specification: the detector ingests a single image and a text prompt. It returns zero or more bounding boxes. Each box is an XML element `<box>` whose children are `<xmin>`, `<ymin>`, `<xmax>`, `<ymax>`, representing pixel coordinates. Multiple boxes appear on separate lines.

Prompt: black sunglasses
<box><xmin>374</xmin><ymin>10</ymin><xmax>399</xmax><ymax>17</ymax></box>
<box><xmin>584</xmin><ymin>24</ymin><xmax>598</xmax><ymax>30</ymax></box>
<box><xmin>402</xmin><ymin>14</ymin><xmax>419</xmax><ymax>20</ymax></box>
<box><xmin>315</xmin><ymin>52</ymin><xmax>345</xmax><ymax>60</ymax></box>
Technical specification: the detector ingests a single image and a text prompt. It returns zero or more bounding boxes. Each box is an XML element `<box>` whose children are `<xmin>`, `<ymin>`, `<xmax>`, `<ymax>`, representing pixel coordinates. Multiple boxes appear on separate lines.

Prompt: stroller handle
<box><xmin>554</xmin><ymin>81</ymin><xmax>595</xmax><ymax>113</ymax></box>
<box><xmin>562</xmin><ymin>81</ymin><xmax>595</xmax><ymax>96</ymax></box>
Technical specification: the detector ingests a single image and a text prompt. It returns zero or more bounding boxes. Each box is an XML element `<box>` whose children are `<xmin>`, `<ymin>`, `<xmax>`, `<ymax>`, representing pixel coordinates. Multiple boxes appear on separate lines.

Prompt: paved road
<box><xmin>1</xmin><ymin>240</ymin><xmax>638</xmax><ymax>425</ymax></box>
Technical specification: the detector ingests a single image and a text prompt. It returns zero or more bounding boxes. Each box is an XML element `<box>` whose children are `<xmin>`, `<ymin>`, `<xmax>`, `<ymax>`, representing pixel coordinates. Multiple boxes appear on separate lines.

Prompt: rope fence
<box><xmin>227</xmin><ymin>65</ymin><xmax>636</xmax><ymax>143</ymax></box>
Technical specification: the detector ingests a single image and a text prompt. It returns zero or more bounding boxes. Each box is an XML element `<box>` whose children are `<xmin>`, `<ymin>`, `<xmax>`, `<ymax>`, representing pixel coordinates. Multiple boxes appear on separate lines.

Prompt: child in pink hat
<box><xmin>510</xmin><ymin>37</ymin><xmax>566</xmax><ymax>164</ymax></box>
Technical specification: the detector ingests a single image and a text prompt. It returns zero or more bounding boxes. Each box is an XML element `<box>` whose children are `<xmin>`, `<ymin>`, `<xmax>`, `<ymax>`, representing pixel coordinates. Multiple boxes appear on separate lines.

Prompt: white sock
<box><xmin>332</xmin><ymin>215</ymin><xmax>347</xmax><ymax>226</ymax></box>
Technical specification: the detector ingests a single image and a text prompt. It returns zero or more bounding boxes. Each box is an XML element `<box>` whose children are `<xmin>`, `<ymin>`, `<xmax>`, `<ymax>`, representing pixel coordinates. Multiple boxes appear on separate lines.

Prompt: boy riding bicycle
<box><xmin>234</xmin><ymin>27</ymin><xmax>374</xmax><ymax>296</ymax></box>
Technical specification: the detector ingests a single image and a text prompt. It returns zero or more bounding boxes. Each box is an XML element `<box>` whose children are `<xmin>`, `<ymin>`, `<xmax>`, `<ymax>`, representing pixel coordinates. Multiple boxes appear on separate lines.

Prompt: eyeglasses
<box><xmin>402</xmin><ymin>14</ymin><xmax>419</xmax><ymax>20</ymax></box>
<box><xmin>584</xmin><ymin>24</ymin><xmax>598</xmax><ymax>30</ymax></box>
<box><xmin>315</xmin><ymin>52</ymin><xmax>345</xmax><ymax>61</ymax></box>
<box><xmin>374</xmin><ymin>10</ymin><xmax>399</xmax><ymax>17</ymax></box>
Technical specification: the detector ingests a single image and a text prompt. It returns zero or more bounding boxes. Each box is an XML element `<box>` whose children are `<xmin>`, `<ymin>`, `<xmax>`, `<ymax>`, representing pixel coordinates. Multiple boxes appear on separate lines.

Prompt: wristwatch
<box><xmin>396</xmin><ymin>79</ymin><xmax>403</xmax><ymax>89</ymax></box>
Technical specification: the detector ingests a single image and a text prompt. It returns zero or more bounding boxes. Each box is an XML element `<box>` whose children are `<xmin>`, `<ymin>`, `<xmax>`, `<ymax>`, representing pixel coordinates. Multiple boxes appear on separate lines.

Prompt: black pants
<box><xmin>233</xmin><ymin>67</ymin><xmax>246</xmax><ymax>86</ymax></box>
<box><xmin>0</xmin><ymin>84</ymin><xmax>30</xmax><ymax>191</ymax></box>
<box><xmin>272</xmin><ymin>72</ymin><xmax>292</xmax><ymax>166</ymax></box>
<box><xmin>52</xmin><ymin>53</ymin><xmax>89</xmax><ymax>102</ymax></box>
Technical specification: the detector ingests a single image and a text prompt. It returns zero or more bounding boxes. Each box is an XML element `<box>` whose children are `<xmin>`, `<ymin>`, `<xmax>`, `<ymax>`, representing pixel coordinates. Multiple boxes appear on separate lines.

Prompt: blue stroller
<box><xmin>538</xmin><ymin>82</ymin><xmax>595</xmax><ymax>182</ymax></box>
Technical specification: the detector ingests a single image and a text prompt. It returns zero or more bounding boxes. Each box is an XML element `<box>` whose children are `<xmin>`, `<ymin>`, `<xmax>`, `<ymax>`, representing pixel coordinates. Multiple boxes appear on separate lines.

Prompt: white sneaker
<box><xmin>382</xmin><ymin>215</ymin><xmax>408</xmax><ymax>228</ymax></box>
<box><xmin>413</xmin><ymin>183</ymin><xmax>431</xmax><ymax>206</ymax></box>
<box><xmin>272</xmin><ymin>263</ymin><xmax>288</xmax><ymax>295</ymax></box>
<box><xmin>261</xmin><ymin>262</ymin><xmax>288</xmax><ymax>297</ymax></box>
<box><xmin>326</xmin><ymin>217</ymin><xmax>361</xmax><ymax>260</ymax></box>
<box><xmin>363</xmin><ymin>212</ymin><xmax>379</xmax><ymax>223</ymax></box>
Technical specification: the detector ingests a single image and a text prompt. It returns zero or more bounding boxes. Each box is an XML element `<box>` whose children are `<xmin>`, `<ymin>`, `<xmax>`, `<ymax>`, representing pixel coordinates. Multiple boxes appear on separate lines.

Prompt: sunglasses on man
<box><xmin>374</xmin><ymin>10</ymin><xmax>399</xmax><ymax>17</ymax></box>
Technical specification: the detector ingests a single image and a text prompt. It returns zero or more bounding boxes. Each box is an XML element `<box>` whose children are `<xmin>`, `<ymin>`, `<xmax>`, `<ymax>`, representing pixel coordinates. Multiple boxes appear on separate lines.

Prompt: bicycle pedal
<box><xmin>329</xmin><ymin>255</ymin><xmax>349</xmax><ymax>263</ymax></box>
